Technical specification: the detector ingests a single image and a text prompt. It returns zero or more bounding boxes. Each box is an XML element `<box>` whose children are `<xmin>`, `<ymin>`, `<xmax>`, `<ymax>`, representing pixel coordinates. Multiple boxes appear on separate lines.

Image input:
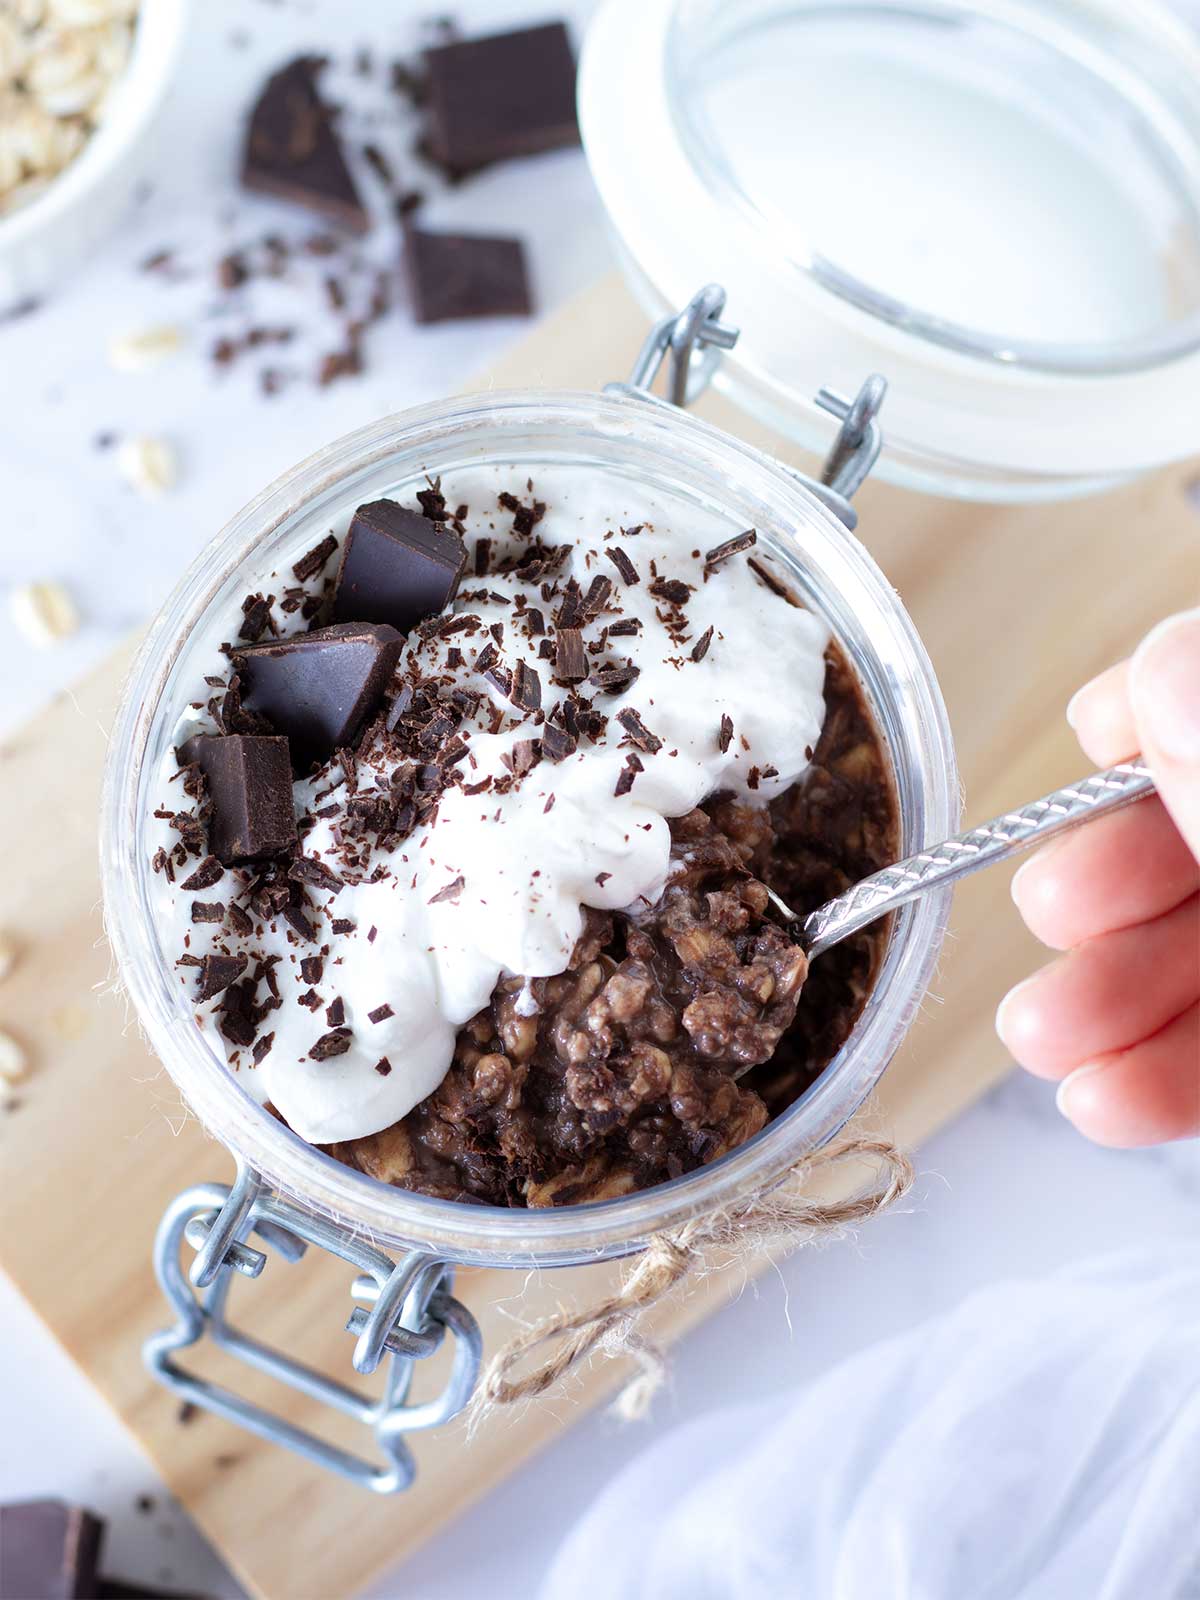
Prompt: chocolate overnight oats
<box><xmin>147</xmin><ymin>465</ymin><xmax>897</xmax><ymax>1208</ymax></box>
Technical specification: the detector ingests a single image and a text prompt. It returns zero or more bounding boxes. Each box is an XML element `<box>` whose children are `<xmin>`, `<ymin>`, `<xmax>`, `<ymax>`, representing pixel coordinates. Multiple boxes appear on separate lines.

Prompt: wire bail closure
<box><xmin>144</xmin><ymin>1162</ymin><xmax>481</xmax><ymax>1494</ymax></box>
<box><xmin>606</xmin><ymin>283</ymin><xmax>888</xmax><ymax>529</ymax></box>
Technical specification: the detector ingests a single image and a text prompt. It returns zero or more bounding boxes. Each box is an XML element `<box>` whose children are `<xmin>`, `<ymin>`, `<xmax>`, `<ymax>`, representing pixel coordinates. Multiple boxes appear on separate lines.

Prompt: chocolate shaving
<box><xmin>429</xmin><ymin>874</ymin><xmax>465</xmax><ymax>905</ymax></box>
<box><xmin>705</xmin><ymin>529</ymin><xmax>757</xmax><ymax>567</ymax></box>
<box><xmin>605</xmin><ymin>545</ymin><xmax>639</xmax><ymax>585</ymax></box>
<box><xmin>196</xmin><ymin>952</ymin><xmax>248</xmax><ymax>1002</ymax></box>
<box><xmin>541</xmin><ymin>723</ymin><xmax>577</xmax><ymax>762</ymax></box>
<box><xmin>511</xmin><ymin>660</ymin><xmax>542</xmax><ymax>712</ymax></box>
<box><xmin>718</xmin><ymin>713</ymin><xmax>734</xmax><ymax>752</ymax></box>
<box><xmin>326</xmin><ymin>996</ymin><xmax>345</xmax><ymax>1026</ymax></box>
<box><xmin>589</xmin><ymin>660</ymin><xmax>639</xmax><ymax>694</ymax></box>
<box><xmin>292</xmin><ymin>532</ymin><xmax>338</xmax><ymax>582</ymax></box>
<box><xmin>290</xmin><ymin>855</ymin><xmax>344</xmax><ymax>893</ymax></box>
<box><xmin>368</xmin><ymin>1003</ymin><xmax>394</xmax><ymax>1023</ymax></box>
<box><xmin>300</xmin><ymin>955</ymin><xmax>324</xmax><ymax>984</ymax></box>
<box><xmin>616</xmin><ymin>708</ymin><xmax>663</xmax><ymax>754</ymax></box>
<box><xmin>614</xmin><ymin>753</ymin><xmax>644</xmax><ymax>797</ymax></box>
<box><xmin>309</xmin><ymin>1027</ymin><xmax>352</xmax><ymax>1060</ymax></box>
<box><xmin>691</xmin><ymin>626</ymin><xmax>714</xmax><ymax>663</ymax></box>
<box><xmin>554</xmin><ymin>628</ymin><xmax>587</xmax><ymax>683</ymax></box>
<box><xmin>649</xmin><ymin>577</ymin><xmax>691</xmax><ymax>606</ymax></box>
<box><xmin>252</xmin><ymin>1033</ymin><xmax>275</xmax><ymax>1064</ymax></box>
<box><xmin>181</xmin><ymin>856</ymin><xmax>224</xmax><ymax>892</ymax></box>
<box><xmin>191</xmin><ymin>901</ymin><xmax>225</xmax><ymax>924</ymax></box>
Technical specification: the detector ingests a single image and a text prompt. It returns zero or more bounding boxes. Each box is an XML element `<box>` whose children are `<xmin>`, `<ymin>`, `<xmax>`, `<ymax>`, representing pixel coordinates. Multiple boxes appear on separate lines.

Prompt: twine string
<box><xmin>474</xmin><ymin>1136</ymin><xmax>913</xmax><ymax>1423</ymax></box>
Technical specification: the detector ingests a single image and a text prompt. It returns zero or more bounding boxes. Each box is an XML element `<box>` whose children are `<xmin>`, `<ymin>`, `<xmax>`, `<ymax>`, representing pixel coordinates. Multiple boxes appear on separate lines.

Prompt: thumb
<box><xmin>1129</xmin><ymin>608</ymin><xmax>1200</xmax><ymax>864</ymax></box>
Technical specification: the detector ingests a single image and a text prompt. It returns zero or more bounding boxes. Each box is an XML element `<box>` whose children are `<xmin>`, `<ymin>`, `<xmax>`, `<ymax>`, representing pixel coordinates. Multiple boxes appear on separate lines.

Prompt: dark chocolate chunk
<box><xmin>326</xmin><ymin>996</ymin><xmax>345</xmax><ymax>1027</ymax></box>
<box><xmin>705</xmin><ymin>528</ymin><xmax>757</xmax><ymax>567</ymax></box>
<box><xmin>334</xmin><ymin>500</ymin><xmax>467</xmax><ymax>630</ymax></box>
<box><xmin>190</xmin><ymin>901</ymin><xmax>225</xmax><ymax>924</ymax></box>
<box><xmin>605</xmin><ymin>545</ymin><xmax>639</xmax><ymax>585</ymax></box>
<box><xmin>309</xmin><ymin>1027</ymin><xmax>352</xmax><ymax>1060</ymax></box>
<box><xmin>582</xmin><ymin>574</ymin><xmax>613</xmax><ymax>618</ymax></box>
<box><xmin>554</xmin><ymin>628</ymin><xmax>587</xmax><ymax>683</ymax></box>
<box><xmin>403</xmin><ymin>228</ymin><xmax>531</xmax><ymax>324</ymax></box>
<box><xmin>252</xmin><ymin>1033</ymin><xmax>275</xmax><ymax>1065</ymax></box>
<box><xmin>300</xmin><ymin>955</ymin><xmax>324</xmax><ymax>984</ymax></box>
<box><xmin>180</xmin><ymin>736</ymin><xmax>297</xmax><ymax>863</ymax></box>
<box><xmin>0</xmin><ymin>1501</ymin><xmax>104</xmax><ymax>1600</ymax></box>
<box><xmin>241</xmin><ymin>58</ymin><xmax>369</xmax><ymax>233</ymax></box>
<box><xmin>331</xmin><ymin>917</ymin><xmax>356</xmax><ymax>934</ymax></box>
<box><xmin>375</xmin><ymin>1057</ymin><xmax>392</xmax><ymax>1076</ymax></box>
<box><xmin>616</xmin><ymin>708</ymin><xmax>662</xmax><ymax>754</ymax></box>
<box><xmin>649</xmin><ymin>577</ymin><xmax>691</xmax><ymax>606</ymax></box>
<box><xmin>227</xmin><ymin>902</ymin><xmax>254</xmax><ymax>936</ymax></box>
<box><xmin>195</xmin><ymin>952</ymin><xmax>248</xmax><ymax>1003</ymax></box>
<box><xmin>368</xmin><ymin>1003</ymin><xmax>393</xmax><ymax>1023</ymax></box>
<box><xmin>180</xmin><ymin>855</ymin><xmax>224</xmax><ymax>892</ymax></box>
<box><xmin>237</xmin><ymin>622</ymin><xmax>403</xmax><ymax>766</ymax></box>
<box><xmin>691</xmin><ymin>626</ymin><xmax>714</xmax><ymax>663</ymax></box>
<box><xmin>292</xmin><ymin>533</ymin><xmax>338</xmax><ymax>583</ymax></box>
<box><xmin>422</xmin><ymin>24</ymin><xmax>579</xmax><ymax>176</ymax></box>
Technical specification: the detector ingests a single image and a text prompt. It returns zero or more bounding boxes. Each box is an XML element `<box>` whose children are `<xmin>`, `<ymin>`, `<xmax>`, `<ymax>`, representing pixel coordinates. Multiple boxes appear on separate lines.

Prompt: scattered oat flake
<box><xmin>0</xmin><ymin>1031</ymin><xmax>27</xmax><ymax>1084</ymax></box>
<box><xmin>10</xmin><ymin>581</ymin><xmax>79</xmax><ymax>647</ymax></box>
<box><xmin>108</xmin><ymin>325</ymin><xmax>183</xmax><ymax>373</ymax></box>
<box><xmin>118</xmin><ymin>435</ymin><xmax>177</xmax><ymax>498</ymax></box>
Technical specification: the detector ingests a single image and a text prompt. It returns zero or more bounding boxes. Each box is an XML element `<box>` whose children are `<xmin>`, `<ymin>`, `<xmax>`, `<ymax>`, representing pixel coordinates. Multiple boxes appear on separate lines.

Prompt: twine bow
<box><xmin>474</xmin><ymin>1136</ymin><xmax>913</xmax><ymax>1424</ymax></box>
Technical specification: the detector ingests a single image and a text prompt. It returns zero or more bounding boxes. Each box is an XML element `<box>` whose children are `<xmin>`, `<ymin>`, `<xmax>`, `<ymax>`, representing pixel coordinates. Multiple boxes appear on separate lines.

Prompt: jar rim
<box><xmin>100</xmin><ymin>388</ymin><xmax>958</xmax><ymax>1268</ymax></box>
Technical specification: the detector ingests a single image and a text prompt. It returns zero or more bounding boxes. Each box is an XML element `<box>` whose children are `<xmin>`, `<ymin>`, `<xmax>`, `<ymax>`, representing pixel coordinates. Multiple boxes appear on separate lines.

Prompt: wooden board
<box><xmin>1</xmin><ymin>273</ymin><xmax>1196</xmax><ymax>1600</ymax></box>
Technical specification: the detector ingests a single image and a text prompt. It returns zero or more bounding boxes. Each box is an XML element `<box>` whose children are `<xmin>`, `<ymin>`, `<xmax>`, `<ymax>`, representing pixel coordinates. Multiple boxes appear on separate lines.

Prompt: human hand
<box><xmin>997</xmin><ymin>609</ymin><xmax>1200</xmax><ymax>1146</ymax></box>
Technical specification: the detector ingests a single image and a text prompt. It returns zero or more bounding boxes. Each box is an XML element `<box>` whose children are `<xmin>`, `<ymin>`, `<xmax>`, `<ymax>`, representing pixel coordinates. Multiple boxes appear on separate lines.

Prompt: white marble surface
<box><xmin>1</xmin><ymin>3</ymin><xmax>1199</xmax><ymax>1598</ymax></box>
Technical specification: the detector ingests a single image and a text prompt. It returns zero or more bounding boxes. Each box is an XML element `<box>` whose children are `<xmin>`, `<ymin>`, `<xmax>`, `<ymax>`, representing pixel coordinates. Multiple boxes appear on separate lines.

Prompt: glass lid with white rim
<box><xmin>578</xmin><ymin>0</ymin><xmax>1200</xmax><ymax>500</ymax></box>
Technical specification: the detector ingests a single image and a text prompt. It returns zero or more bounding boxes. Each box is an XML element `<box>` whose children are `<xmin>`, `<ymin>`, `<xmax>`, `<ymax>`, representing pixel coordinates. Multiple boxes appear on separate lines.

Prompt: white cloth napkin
<box><xmin>540</xmin><ymin>1249</ymin><xmax>1200</xmax><ymax>1599</ymax></box>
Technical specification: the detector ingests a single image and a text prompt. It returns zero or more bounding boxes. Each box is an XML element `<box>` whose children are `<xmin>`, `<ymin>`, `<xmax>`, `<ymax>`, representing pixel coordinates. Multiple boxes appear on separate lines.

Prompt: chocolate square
<box><xmin>0</xmin><ymin>1501</ymin><xmax>104</xmax><ymax>1600</ymax></box>
<box><xmin>334</xmin><ymin>500</ymin><xmax>467</xmax><ymax>629</ymax></box>
<box><xmin>242</xmin><ymin>57</ymin><xmax>369</xmax><ymax>233</ymax></box>
<box><xmin>403</xmin><ymin>228</ymin><xmax>531</xmax><ymax>324</ymax></box>
<box><xmin>422</xmin><ymin>23</ymin><xmax>579</xmax><ymax>176</ymax></box>
<box><xmin>181</xmin><ymin>735</ymin><xmax>297</xmax><ymax>864</ymax></box>
<box><xmin>237</xmin><ymin>621</ymin><xmax>403</xmax><ymax>765</ymax></box>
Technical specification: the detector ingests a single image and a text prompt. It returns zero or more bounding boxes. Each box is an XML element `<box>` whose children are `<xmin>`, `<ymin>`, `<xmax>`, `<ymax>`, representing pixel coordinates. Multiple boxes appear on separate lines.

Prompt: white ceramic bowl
<box><xmin>0</xmin><ymin>0</ymin><xmax>191</xmax><ymax>312</ymax></box>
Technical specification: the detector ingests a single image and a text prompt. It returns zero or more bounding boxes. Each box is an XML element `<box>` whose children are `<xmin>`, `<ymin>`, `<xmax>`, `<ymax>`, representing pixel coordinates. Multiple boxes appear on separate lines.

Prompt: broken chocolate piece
<box><xmin>614</xmin><ymin>752</ymin><xmax>644</xmax><ymax>796</ymax></box>
<box><xmin>605</xmin><ymin>545</ymin><xmax>639</xmax><ymax>585</ymax></box>
<box><xmin>238</xmin><ymin>622</ymin><xmax>403</xmax><ymax>766</ymax></box>
<box><xmin>334</xmin><ymin>500</ymin><xmax>467</xmax><ymax>630</ymax></box>
<box><xmin>291</xmin><ymin>532</ymin><xmax>338</xmax><ymax>583</ymax></box>
<box><xmin>0</xmin><ymin>1501</ymin><xmax>104</xmax><ymax>1600</ymax></box>
<box><xmin>241</xmin><ymin>58</ymin><xmax>369</xmax><ymax>233</ymax></box>
<box><xmin>368</xmin><ymin>1003</ymin><xmax>393</xmax><ymax>1023</ymax></box>
<box><xmin>180</xmin><ymin>736</ymin><xmax>297</xmax><ymax>863</ymax></box>
<box><xmin>541</xmin><ymin>723</ymin><xmax>577</xmax><ymax>762</ymax></box>
<box><xmin>616</xmin><ymin>708</ymin><xmax>662</xmax><ymax>754</ymax></box>
<box><xmin>691</xmin><ymin>626</ymin><xmax>714</xmax><ymax>663</ymax></box>
<box><xmin>422</xmin><ymin>23</ymin><xmax>579</xmax><ymax>176</ymax></box>
<box><xmin>403</xmin><ymin>228</ymin><xmax>531</xmax><ymax>324</ymax></box>
<box><xmin>511</xmin><ymin>660</ymin><xmax>542</xmax><ymax>713</ymax></box>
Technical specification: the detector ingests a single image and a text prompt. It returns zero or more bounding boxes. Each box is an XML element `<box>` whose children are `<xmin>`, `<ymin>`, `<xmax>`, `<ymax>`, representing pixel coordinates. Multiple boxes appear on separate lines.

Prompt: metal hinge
<box><xmin>144</xmin><ymin>1162</ymin><xmax>481</xmax><ymax>1494</ymax></box>
<box><xmin>605</xmin><ymin>283</ymin><xmax>887</xmax><ymax>531</ymax></box>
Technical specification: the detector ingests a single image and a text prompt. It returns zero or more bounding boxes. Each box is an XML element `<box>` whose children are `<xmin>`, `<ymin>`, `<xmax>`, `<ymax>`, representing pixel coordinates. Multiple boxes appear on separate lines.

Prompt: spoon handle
<box><xmin>800</xmin><ymin>760</ymin><xmax>1155</xmax><ymax>960</ymax></box>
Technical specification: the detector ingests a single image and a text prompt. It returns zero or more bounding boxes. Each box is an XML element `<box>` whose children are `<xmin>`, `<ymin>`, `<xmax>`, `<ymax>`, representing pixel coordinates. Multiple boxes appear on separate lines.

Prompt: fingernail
<box><xmin>1056</xmin><ymin>1060</ymin><xmax>1108</xmax><ymax>1120</ymax></box>
<box><xmin>1130</xmin><ymin>608</ymin><xmax>1200</xmax><ymax>763</ymax></box>
<box><xmin>1010</xmin><ymin>839</ymin><xmax>1065</xmax><ymax>909</ymax></box>
<box><xmin>995</xmin><ymin>975</ymin><xmax>1038</xmax><ymax>1050</ymax></box>
<box><xmin>1065</xmin><ymin>686</ymin><xmax>1086</xmax><ymax>731</ymax></box>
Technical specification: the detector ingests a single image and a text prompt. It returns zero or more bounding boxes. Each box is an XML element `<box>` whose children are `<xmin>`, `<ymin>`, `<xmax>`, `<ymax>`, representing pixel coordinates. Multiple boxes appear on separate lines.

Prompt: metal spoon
<box><xmin>768</xmin><ymin>760</ymin><xmax>1155</xmax><ymax>959</ymax></box>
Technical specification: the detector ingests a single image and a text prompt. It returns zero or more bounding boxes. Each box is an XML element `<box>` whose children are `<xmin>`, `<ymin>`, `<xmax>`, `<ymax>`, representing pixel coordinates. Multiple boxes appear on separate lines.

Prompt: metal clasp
<box><xmin>608</xmin><ymin>283</ymin><xmax>888</xmax><ymax>530</ymax></box>
<box><xmin>145</xmin><ymin>1163</ymin><xmax>481</xmax><ymax>1494</ymax></box>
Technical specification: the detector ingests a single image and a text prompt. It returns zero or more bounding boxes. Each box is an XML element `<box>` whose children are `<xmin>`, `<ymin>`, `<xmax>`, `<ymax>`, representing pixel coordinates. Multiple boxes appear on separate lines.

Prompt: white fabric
<box><xmin>541</xmin><ymin>1250</ymin><xmax>1200</xmax><ymax>1599</ymax></box>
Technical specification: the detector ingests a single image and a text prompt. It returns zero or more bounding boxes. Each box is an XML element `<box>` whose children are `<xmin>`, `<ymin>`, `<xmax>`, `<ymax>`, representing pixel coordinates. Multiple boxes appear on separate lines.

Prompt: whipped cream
<box><xmin>149</xmin><ymin>465</ymin><xmax>829</xmax><ymax>1144</ymax></box>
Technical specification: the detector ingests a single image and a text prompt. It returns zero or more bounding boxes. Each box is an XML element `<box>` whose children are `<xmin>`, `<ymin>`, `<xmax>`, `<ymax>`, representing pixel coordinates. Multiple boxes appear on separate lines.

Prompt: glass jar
<box><xmin>101</xmin><ymin>384</ymin><xmax>957</xmax><ymax>1484</ymax></box>
<box><xmin>579</xmin><ymin>0</ymin><xmax>1200</xmax><ymax>499</ymax></box>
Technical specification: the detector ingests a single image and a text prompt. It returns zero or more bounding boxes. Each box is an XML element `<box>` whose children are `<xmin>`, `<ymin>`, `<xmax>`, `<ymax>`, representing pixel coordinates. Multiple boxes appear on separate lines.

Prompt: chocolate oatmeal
<box><xmin>149</xmin><ymin>465</ymin><xmax>897</xmax><ymax>1209</ymax></box>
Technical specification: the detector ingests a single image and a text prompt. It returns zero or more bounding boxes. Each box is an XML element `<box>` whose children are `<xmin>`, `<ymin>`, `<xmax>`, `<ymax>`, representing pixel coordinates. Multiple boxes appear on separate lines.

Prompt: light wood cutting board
<box><xmin>1</xmin><ymin>273</ymin><xmax>1196</xmax><ymax>1600</ymax></box>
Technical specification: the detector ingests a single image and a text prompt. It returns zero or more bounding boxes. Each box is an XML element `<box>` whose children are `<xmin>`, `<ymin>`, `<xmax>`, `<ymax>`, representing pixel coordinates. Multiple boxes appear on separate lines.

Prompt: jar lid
<box><xmin>579</xmin><ymin>0</ymin><xmax>1200</xmax><ymax>498</ymax></box>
